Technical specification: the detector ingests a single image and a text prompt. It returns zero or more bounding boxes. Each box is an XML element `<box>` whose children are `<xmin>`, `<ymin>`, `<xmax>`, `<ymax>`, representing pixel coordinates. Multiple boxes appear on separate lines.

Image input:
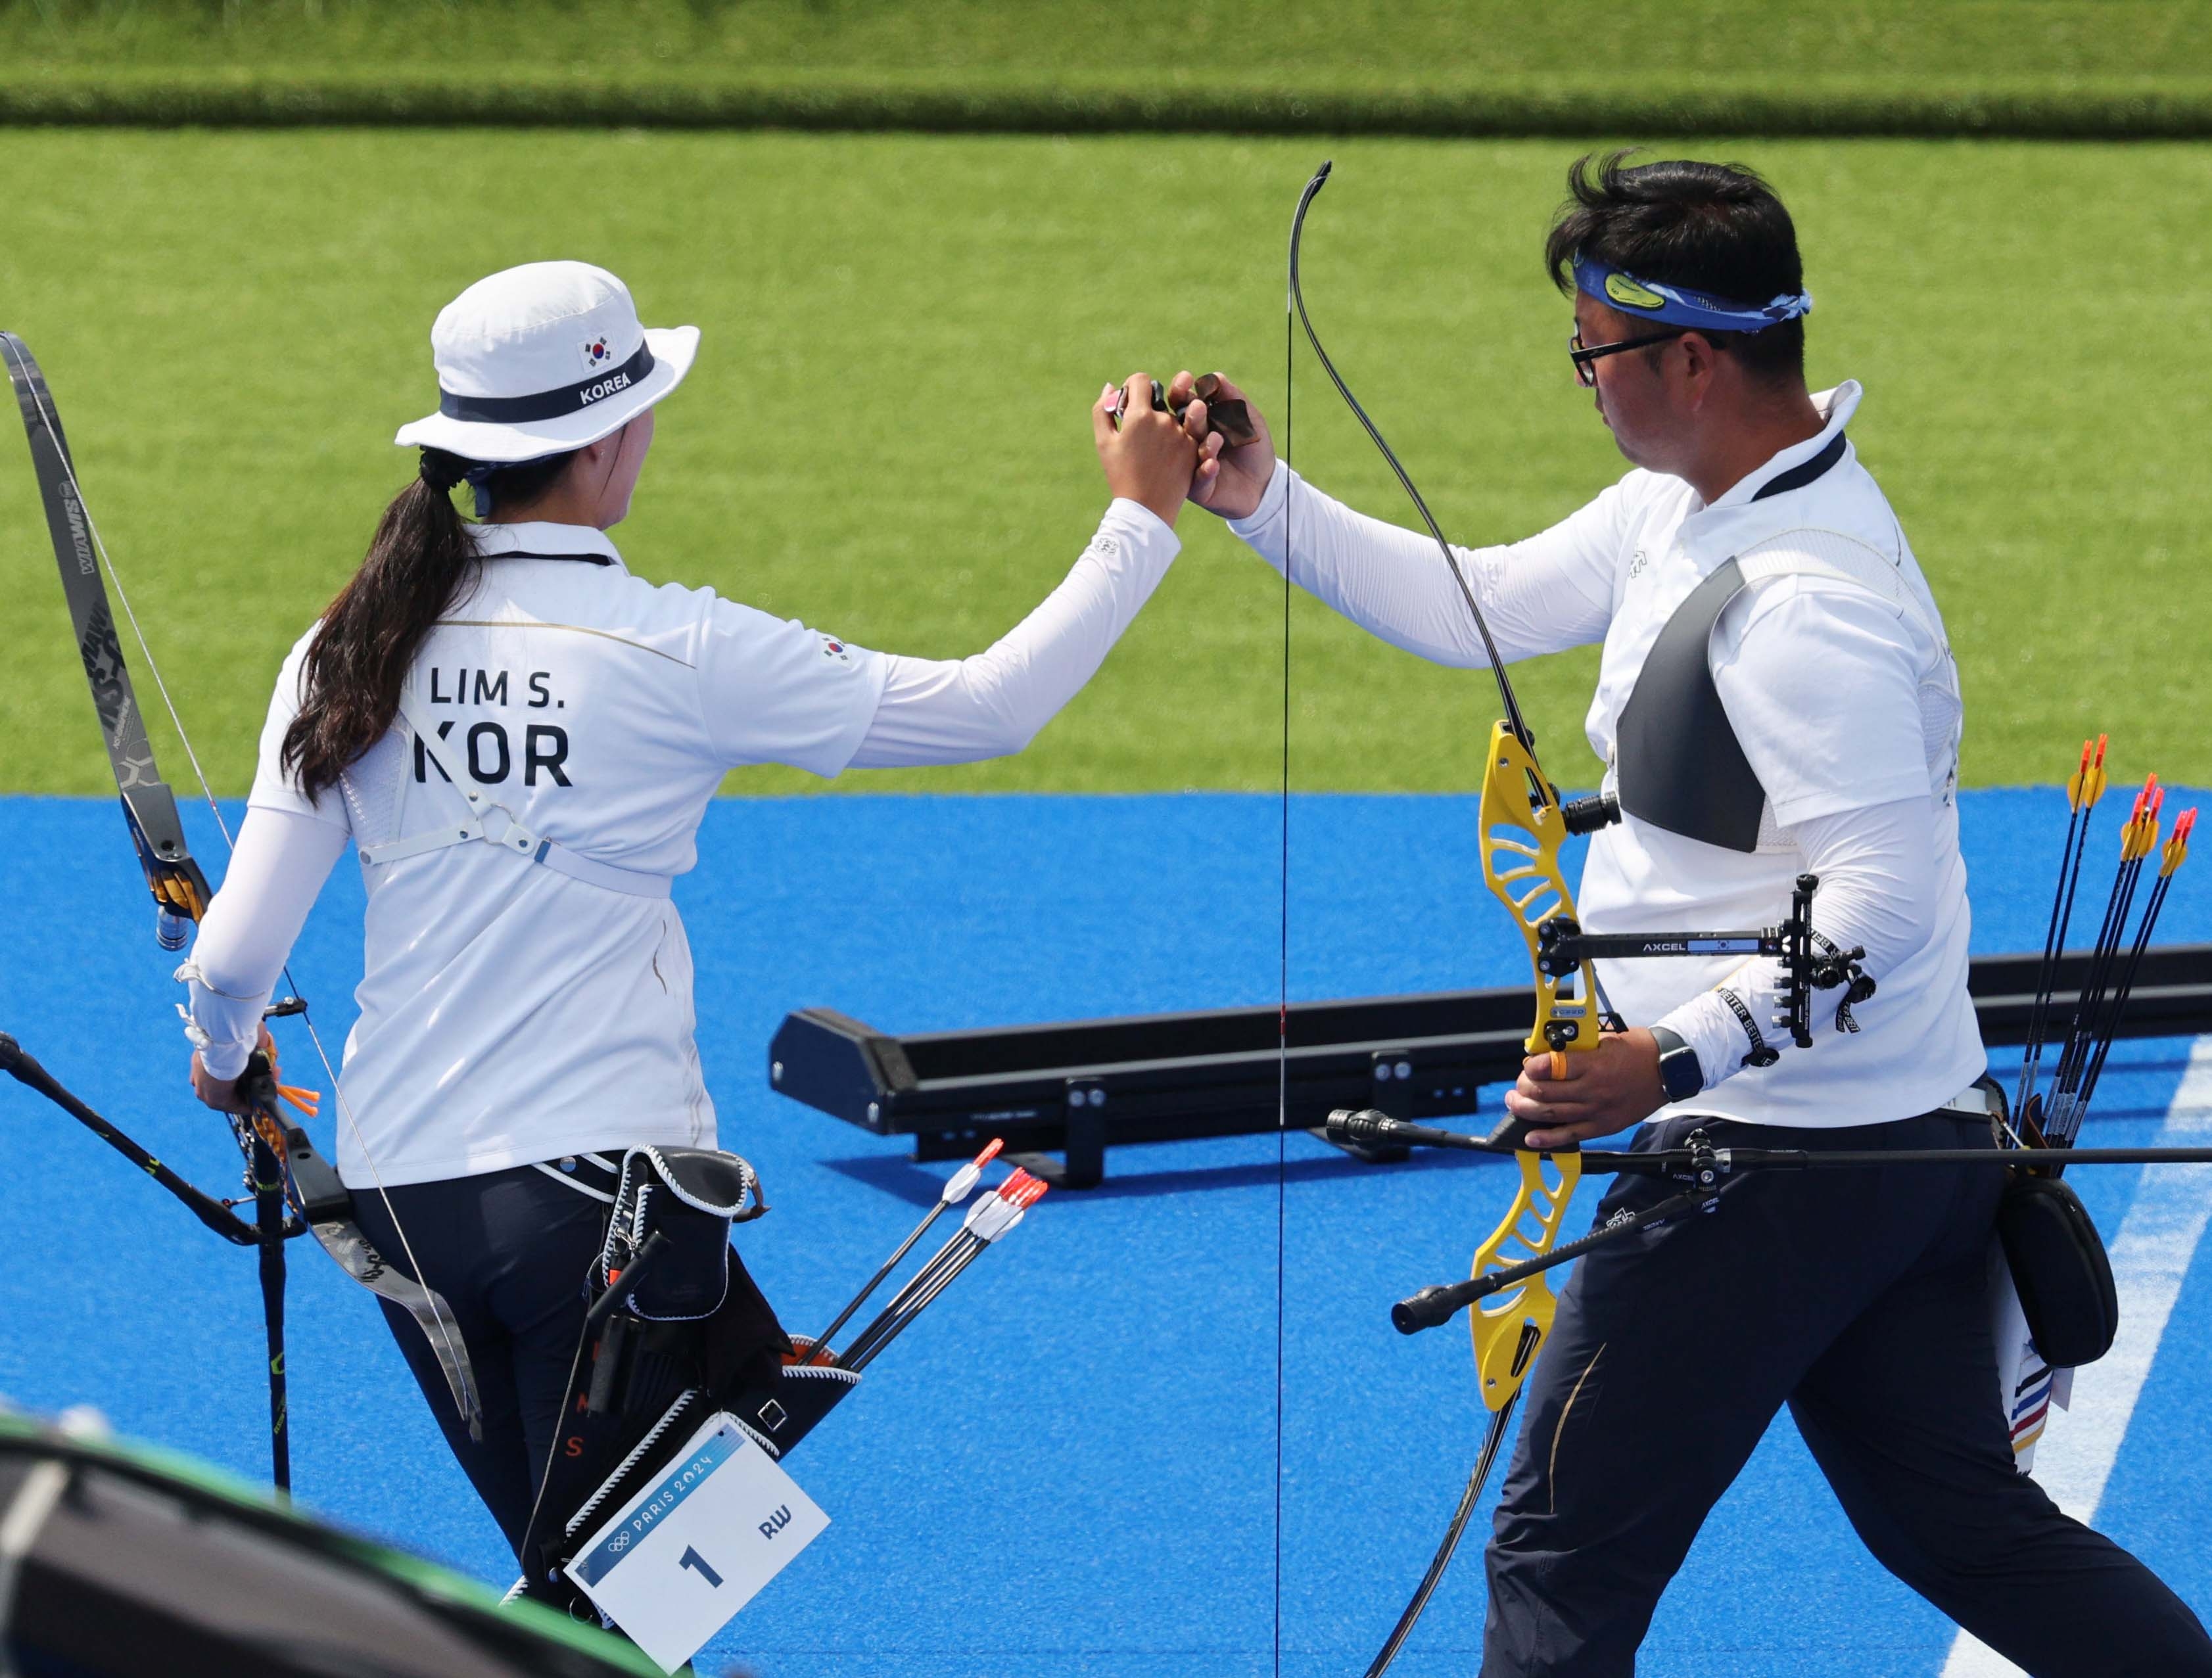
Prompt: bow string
<box><xmin>1281</xmin><ymin>160</ymin><xmax>1601</xmax><ymax>1676</ymax></box>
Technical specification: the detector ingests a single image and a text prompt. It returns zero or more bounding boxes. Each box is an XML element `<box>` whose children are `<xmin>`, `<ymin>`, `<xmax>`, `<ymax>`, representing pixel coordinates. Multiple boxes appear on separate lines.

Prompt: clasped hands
<box><xmin>1092</xmin><ymin>367</ymin><xmax>1284</xmax><ymax>528</ymax></box>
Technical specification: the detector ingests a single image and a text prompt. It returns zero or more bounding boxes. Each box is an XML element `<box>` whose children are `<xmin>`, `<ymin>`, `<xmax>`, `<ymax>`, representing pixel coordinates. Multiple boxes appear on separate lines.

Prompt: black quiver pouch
<box><xmin>1997</xmin><ymin>1172</ymin><xmax>2119</xmax><ymax>1368</ymax></box>
<box><xmin>517</xmin><ymin>1148</ymin><xmax>859</xmax><ymax>1619</ymax></box>
<box><xmin>519</xmin><ymin>1147</ymin><xmax>782</xmax><ymax>1610</ymax></box>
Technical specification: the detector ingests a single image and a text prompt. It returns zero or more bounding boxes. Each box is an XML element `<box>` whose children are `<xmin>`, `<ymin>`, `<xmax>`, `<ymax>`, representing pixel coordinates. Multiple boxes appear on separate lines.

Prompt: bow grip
<box><xmin>238</xmin><ymin>1052</ymin><xmax>352</xmax><ymax>1224</ymax></box>
<box><xmin>1486</xmin><ymin>1113</ymin><xmax>1578</xmax><ymax>1154</ymax></box>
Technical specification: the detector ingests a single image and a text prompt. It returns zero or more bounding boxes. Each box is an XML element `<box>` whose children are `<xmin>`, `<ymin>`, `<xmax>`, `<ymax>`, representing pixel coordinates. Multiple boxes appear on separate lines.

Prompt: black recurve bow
<box><xmin>1</xmin><ymin>331</ymin><xmax>485</xmax><ymax>1489</ymax></box>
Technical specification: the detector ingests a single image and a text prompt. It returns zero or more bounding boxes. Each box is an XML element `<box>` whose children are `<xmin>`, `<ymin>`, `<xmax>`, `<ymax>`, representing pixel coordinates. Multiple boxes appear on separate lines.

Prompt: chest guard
<box><xmin>1614</xmin><ymin>553</ymin><xmax>1769</xmax><ymax>853</ymax></box>
<box><xmin>1613</xmin><ymin>437</ymin><xmax>1962</xmax><ymax>854</ymax></box>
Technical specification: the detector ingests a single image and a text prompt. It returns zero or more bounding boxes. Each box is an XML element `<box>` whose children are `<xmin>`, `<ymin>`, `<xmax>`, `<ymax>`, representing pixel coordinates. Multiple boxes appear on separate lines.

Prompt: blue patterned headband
<box><xmin>1573</xmin><ymin>256</ymin><xmax>1812</xmax><ymax>334</ymax></box>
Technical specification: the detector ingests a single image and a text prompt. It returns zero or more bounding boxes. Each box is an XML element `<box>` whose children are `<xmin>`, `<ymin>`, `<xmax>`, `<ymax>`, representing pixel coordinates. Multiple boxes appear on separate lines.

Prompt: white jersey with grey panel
<box><xmin>1227</xmin><ymin>381</ymin><xmax>1985</xmax><ymax>1127</ymax></box>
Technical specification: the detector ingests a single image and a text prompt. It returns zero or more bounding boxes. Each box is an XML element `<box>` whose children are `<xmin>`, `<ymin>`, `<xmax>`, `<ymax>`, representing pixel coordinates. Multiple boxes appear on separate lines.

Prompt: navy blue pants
<box><xmin>1480</xmin><ymin>1109</ymin><xmax>2212</xmax><ymax>1677</ymax></box>
<box><xmin>352</xmin><ymin>1161</ymin><xmax>609</xmax><ymax>1558</ymax></box>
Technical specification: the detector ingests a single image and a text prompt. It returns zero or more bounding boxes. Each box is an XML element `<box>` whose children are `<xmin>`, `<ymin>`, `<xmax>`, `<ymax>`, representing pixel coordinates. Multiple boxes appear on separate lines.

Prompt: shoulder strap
<box><xmin>358</xmin><ymin>689</ymin><xmax>673</xmax><ymax>900</ymax></box>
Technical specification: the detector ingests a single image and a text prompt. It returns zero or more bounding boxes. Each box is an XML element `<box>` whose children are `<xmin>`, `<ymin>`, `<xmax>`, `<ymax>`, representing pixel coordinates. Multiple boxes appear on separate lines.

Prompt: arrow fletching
<box><xmin>2120</xmin><ymin>776</ymin><xmax>2161</xmax><ymax>862</ymax></box>
<box><xmin>2163</xmin><ymin>808</ymin><xmax>2198</xmax><ymax>879</ymax></box>
<box><xmin>941</xmin><ymin>1136</ymin><xmax>1005</xmax><ymax>1205</ymax></box>
<box><xmin>2067</xmin><ymin>734</ymin><xmax>2109</xmax><ymax>812</ymax></box>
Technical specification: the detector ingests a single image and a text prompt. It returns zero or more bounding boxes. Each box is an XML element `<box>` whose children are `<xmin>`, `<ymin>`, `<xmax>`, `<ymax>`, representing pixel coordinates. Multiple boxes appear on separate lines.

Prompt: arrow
<box><xmin>803</xmin><ymin>1138</ymin><xmax>1004</xmax><ymax>1364</ymax></box>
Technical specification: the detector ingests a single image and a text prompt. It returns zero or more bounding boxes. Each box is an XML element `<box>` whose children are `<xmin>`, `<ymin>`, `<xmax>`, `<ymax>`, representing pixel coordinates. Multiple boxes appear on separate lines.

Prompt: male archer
<box><xmin>1174</xmin><ymin>153</ymin><xmax>2211</xmax><ymax>1675</ymax></box>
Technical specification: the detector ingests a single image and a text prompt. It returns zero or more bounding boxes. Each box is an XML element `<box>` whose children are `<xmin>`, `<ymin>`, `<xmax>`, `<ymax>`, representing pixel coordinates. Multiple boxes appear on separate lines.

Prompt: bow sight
<box><xmin>1532</xmin><ymin>867</ymin><xmax>1874</xmax><ymax>1062</ymax></box>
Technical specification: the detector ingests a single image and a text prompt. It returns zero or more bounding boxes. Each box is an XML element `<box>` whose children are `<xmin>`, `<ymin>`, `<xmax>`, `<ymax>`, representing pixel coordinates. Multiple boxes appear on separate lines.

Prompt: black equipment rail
<box><xmin>766</xmin><ymin>944</ymin><xmax>2212</xmax><ymax>1187</ymax></box>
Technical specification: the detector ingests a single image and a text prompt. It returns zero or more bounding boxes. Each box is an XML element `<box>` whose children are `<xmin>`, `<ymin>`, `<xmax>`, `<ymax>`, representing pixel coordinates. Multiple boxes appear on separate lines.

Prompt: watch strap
<box><xmin>1649</xmin><ymin>1025</ymin><xmax>1705</xmax><ymax>1102</ymax></box>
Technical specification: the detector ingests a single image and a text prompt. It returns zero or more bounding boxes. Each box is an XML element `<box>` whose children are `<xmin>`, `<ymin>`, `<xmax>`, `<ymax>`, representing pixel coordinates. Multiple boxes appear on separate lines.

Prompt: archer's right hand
<box><xmin>1169</xmin><ymin>369</ymin><xmax>1274</xmax><ymax>521</ymax></box>
<box><xmin>1093</xmin><ymin>373</ymin><xmax>1204</xmax><ymax>528</ymax></box>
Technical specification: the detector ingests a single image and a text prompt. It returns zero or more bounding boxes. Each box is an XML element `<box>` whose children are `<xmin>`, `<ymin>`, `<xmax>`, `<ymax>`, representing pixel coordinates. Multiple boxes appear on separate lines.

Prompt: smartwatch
<box><xmin>1649</xmin><ymin>1025</ymin><xmax>1704</xmax><ymax>1104</ymax></box>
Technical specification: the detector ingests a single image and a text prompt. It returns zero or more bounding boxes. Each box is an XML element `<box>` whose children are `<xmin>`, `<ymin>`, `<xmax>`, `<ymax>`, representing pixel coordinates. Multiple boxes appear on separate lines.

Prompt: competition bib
<box><xmin>567</xmin><ymin>1412</ymin><xmax>830</xmax><ymax>1673</ymax></box>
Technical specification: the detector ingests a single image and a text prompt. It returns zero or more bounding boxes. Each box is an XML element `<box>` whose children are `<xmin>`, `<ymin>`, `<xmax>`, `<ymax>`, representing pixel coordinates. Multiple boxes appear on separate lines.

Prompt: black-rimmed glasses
<box><xmin>1569</xmin><ymin>329</ymin><xmax>1688</xmax><ymax>387</ymax></box>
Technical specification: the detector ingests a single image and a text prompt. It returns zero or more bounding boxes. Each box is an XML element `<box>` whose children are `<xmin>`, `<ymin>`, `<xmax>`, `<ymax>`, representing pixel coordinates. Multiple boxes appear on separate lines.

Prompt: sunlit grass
<box><xmin>1</xmin><ymin>130</ymin><xmax>2203</xmax><ymax>797</ymax></box>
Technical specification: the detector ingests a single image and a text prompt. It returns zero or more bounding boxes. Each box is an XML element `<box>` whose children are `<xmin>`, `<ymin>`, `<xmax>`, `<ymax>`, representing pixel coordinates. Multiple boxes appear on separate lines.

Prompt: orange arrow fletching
<box><xmin>2163</xmin><ymin>808</ymin><xmax>2198</xmax><ymax>879</ymax></box>
<box><xmin>2067</xmin><ymin>735</ymin><xmax>2107</xmax><ymax>810</ymax></box>
<box><xmin>2122</xmin><ymin>776</ymin><xmax>2163</xmax><ymax>861</ymax></box>
<box><xmin>2082</xmin><ymin>734</ymin><xmax>2110</xmax><ymax>809</ymax></box>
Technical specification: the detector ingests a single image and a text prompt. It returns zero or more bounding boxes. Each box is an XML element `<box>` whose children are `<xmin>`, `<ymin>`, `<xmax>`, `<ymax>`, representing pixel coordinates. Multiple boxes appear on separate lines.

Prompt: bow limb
<box><xmin>2</xmin><ymin>331</ymin><xmax>483</xmax><ymax>1446</ymax></box>
<box><xmin>1482</xmin><ymin>724</ymin><xmax>1603</xmax><ymax>1067</ymax></box>
<box><xmin>1284</xmin><ymin>176</ymin><xmax>1602</xmax><ymax>1070</ymax></box>
<box><xmin>1359</xmin><ymin>1151</ymin><xmax>1584</xmax><ymax>1677</ymax></box>
<box><xmin>1360</xmin><ymin>1343</ymin><xmax>1530</xmax><ymax>1678</ymax></box>
<box><xmin>1286</xmin><ymin>162</ymin><xmax>1531</xmax><ymax>747</ymax></box>
<box><xmin>1285</xmin><ymin>166</ymin><xmax>1602</xmax><ymax>1671</ymax></box>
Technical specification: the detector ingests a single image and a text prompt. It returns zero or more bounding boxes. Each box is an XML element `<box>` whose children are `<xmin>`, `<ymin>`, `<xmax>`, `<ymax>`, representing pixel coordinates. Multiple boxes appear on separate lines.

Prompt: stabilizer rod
<box><xmin>1</xmin><ymin>1031</ymin><xmax>264</xmax><ymax>1247</ymax></box>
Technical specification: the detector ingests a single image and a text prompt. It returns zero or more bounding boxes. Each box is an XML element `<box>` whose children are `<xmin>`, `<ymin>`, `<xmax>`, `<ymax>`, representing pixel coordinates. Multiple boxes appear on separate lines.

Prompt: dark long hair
<box><xmin>281</xmin><ymin>447</ymin><xmax>574</xmax><ymax>799</ymax></box>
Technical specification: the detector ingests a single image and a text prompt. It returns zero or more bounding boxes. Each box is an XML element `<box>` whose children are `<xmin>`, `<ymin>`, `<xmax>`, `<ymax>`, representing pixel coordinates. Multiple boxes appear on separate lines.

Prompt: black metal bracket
<box><xmin>767</xmin><ymin>944</ymin><xmax>2212</xmax><ymax>1188</ymax></box>
<box><xmin>1008</xmin><ymin>1079</ymin><xmax>1108</xmax><ymax>1190</ymax></box>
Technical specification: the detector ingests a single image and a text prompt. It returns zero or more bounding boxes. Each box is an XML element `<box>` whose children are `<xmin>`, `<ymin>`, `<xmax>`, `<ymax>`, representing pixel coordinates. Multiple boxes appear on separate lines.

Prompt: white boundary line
<box><xmin>1942</xmin><ymin>1037</ymin><xmax>2212</xmax><ymax>1677</ymax></box>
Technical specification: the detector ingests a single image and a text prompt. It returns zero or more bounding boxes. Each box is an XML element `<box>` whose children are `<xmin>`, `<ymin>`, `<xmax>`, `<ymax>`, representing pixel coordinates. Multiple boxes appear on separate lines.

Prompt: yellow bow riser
<box><xmin>1469</xmin><ymin>1148</ymin><xmax>1584</xmax><ymax>1410</ymax></box>
<box><xmin>1478</xmin><ymin>722</ymin><xmax>1603</xmax><ymax>1069</ymax></box>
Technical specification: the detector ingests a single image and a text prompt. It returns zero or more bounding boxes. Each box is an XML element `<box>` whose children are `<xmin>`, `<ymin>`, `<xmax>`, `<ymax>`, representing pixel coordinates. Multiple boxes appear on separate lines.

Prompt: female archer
<box><xmin>179</xmin><ymin>260</ymin><xmax>1204</xmax><ymax>1555</ymax></box>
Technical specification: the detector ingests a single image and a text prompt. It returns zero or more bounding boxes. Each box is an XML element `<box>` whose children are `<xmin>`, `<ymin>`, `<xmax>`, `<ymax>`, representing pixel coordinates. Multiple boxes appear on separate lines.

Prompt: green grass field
<box><xmin>1</xmin><ymin>3</ymin><xmax>2205</xmax><ymax>137</ymax></box>
<box><xmin>3</xmin><ymin>0</ymin><xmax>2204</xmax><ymax>83</ymax></box>
<box><xmin>1</xmin><ymin>129</ymin><xmax>2206</xmax><ymax>798</ymax></box>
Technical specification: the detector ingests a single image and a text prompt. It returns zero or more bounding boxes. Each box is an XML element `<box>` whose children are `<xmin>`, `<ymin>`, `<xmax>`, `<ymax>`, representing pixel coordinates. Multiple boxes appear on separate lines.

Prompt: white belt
<box><xmin>357</xmin><ymin>689</ymin><xmax>672</xmax><ymax>902</ymax></box>
<box><xmin>1938</xmin><ymin>1080</ymin><xmax>2003</xmax><ymax>1122</ymax></box>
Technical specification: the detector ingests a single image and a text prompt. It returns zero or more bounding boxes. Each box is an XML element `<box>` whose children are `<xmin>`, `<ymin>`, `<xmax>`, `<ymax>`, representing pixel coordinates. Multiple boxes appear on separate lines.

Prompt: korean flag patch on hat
<box><xmin>395</xmin><ymin>261</ymin><xmax>698</xmax><ymax>463</ymax></box>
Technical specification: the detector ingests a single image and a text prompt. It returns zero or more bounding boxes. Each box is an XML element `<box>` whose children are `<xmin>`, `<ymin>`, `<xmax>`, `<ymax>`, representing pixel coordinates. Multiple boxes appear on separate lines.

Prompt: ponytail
<box><xmin>280</xmin><ymin>449</ymin><xmax>482</xmax><ymax>800</ymax></box>
<box><xmin>283</xmin><ymin>446</ymin><xmax>584</xmax><ymax>798</ymax></box>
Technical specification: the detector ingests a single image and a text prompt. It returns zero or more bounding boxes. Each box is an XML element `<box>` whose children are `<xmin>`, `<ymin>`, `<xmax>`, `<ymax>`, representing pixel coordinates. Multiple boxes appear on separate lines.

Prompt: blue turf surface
<box><xmin>3</xmin><ymin>787</ymin><xmax>2210</xmax><ymax>1677</ymax></box>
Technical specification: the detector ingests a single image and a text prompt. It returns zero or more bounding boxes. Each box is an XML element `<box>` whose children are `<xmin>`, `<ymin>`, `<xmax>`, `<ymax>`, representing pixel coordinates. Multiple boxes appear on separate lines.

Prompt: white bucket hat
<box><xmin>394</xmin><ymin>260</ymin><xmax>698</xmax><ymax>463</ymax></box>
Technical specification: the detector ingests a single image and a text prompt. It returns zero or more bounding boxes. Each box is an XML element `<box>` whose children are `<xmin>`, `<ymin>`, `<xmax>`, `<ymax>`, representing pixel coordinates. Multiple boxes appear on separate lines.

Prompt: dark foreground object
<box><xmin>0</xmin><ymin>1406</ymin><xmax>658</xmax><ymax>1677</ymax></box>
<box><xmin>768</xmin><ymin>944</ymin><xmax>2212</xmax><ymax>1186</ymax></box>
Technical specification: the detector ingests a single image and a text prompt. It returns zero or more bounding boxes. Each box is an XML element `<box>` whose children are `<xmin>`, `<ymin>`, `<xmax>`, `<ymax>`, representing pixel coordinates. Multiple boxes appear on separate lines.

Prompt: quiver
<box><xmin>521</xmin><ymin>1148</ymin><xmax>793</xmax><ymax>1615</ymax></box>
<box><xmin>1997</xmin><ymin>1171</ymin><xmax>2119</xmax><ymax>1368</ymax></box>
<box><xmin>600</xmin><ymin>1146</ymin><xmax>767</xmax><ymax>1321</ymax></box>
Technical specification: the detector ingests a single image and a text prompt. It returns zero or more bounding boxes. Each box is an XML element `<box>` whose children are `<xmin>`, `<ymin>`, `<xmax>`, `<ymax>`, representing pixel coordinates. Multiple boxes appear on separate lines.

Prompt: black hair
<box><xmin>1544</xmin><ymin>151</ymin><xmax>1806</xmax><ymax>382</ymax></box>
<box><xmin>280</xmin><ymin>446</ymin><xmax>578</xmax><ymax>799</ymax></box>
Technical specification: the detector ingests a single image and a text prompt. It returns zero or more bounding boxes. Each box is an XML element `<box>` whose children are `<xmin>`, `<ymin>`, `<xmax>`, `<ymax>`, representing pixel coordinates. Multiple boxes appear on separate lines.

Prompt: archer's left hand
<box><xmin>1505</xmin><ymin>1027</ymin><xmax>1669</xmax><ymax>1149</ymax></box>
<box><xmin>191</xmin><ymin>1024</ymin><xmax>275</xmax><ymax>1115</ymax></box>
